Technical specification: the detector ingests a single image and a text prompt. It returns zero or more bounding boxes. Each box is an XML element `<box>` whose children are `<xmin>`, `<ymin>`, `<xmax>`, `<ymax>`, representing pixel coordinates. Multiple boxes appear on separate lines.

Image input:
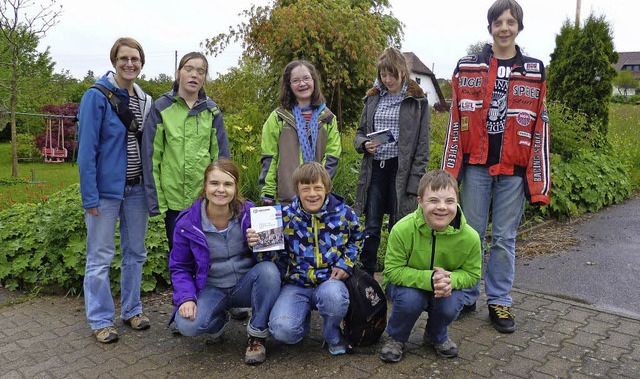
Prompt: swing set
<box><xmin>41</xmin><ymin>116</ymin><xmax>68</xmax><ymax>163</ymax></box>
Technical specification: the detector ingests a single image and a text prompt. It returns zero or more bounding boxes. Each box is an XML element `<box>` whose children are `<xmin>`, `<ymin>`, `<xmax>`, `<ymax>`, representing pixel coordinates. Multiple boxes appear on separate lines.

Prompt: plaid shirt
<box><xmin>373</xmin><ymin>81</ymin><xmax>407</xmax><ymax>160</ymax></box>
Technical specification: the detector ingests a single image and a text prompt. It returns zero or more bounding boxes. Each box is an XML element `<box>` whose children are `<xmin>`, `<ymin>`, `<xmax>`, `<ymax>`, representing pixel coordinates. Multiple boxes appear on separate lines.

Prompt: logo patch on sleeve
<box><xmin>516</xmin><ymin>112</ymin><xmax>532</xmax><ymax>127</ymax></box>
<box><xmin>461</xmin><ymin>116</ymin><xmax>469</xmax><ymax>131</ymax></box>
<box><xmin>524</xmin><ymin>62</ymin><xmax>540</xmax><ymax>72</ymax></box>
<box><xmin>517</xmin><ymin>131</ymin><xmax>532</xmax><ymax>138</ymax></box>
<box><xmin>460</xmin><ymin>100</ymin><xmax>476</xmax><ymax>112</ymax></box>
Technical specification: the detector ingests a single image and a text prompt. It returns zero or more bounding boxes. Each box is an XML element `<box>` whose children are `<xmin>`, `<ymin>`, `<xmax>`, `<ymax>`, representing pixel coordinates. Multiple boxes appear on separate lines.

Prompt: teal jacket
<box><xmin>382</xmin><ymin>205</ymin><xmax>481</xmax><ymax>291</ymax></box>
<box><xmin>259</xmin><ymin>106</ymin><xmax>341</xmax><ymax>204</ymax></box>
<box><xmin>142</xmin><ymin>90</ymin><xmax>230</xmax><ymax>216</ymax></box>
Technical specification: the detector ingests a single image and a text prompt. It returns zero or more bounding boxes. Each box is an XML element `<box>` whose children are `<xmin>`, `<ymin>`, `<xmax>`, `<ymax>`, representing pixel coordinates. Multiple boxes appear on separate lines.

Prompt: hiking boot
<box><xmin>488</xmin><ymin>304</ymin><xmax>516</xmax><ymax>333</ymax></box>
<box><xmin>455</xmin><ymin>302</ymin><xmax>477</xmax><ymax>321</ymax></box>
<box><xmin>380</xmin><ymin>337</ymin><xmax>404</xmax><ymax>363</ymax></box>
<box><xmin>93</xmin><ymin>326</ymin><xmax>119</xmax><ymax>343</ymax></box>
<box><xmin>327</xmin><ymin>335</ymin><xmax>350</xmax><ymax>356</ymax></box>
<box><xmin>432</xmin><ymin>338</ymin><xmax>459</xmax><ymax>358</ymax></box>
<box><xmin>245</xmin><ymin>336</ymin><xmax>266</xmax><ymax>365</ymax></box>
<box><xmin>123</xmin><ymin>314</ymin><xmax>150</xmax><ymax>330</ymax></box>
<box><xmin>229</xmin><ymin>308</ymin><xmax>249</xmax><ymax>320</ymax></box>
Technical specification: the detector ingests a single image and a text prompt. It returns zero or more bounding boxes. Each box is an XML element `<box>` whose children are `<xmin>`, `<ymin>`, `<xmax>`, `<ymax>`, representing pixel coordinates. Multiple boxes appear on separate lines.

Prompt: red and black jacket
<box><xmin>442</xmin><ymin>44</ymin><xmax>551</xmax><ymax>206</ymax></box>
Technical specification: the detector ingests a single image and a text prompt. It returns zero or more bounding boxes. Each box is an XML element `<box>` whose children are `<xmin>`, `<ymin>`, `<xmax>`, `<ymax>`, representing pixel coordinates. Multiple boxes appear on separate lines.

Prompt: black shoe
<box><xmin>488</xmin><ymin>304</ymin><xmax>516</xmax><ymax>333</ymax></box>
<box><xmin>455</xmin><ymin>302</ymin><xmax>477</xmax><ymax>321</ymax></box>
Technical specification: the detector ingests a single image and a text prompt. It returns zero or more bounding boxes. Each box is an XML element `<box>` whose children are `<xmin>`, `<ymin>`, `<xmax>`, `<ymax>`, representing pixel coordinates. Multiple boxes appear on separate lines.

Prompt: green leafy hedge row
<box><xmin>0</xmin><ymin>184</ymin><xmax>170</xmax><ymax>294</ymax></box>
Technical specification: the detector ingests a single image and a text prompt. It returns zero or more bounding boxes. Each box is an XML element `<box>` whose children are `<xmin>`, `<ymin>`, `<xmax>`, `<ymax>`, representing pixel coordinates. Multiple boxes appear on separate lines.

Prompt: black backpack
<box><xmin>343</xmin><ymin>268</ymin><xmax>387</xmax><ymax>346</ymax></box>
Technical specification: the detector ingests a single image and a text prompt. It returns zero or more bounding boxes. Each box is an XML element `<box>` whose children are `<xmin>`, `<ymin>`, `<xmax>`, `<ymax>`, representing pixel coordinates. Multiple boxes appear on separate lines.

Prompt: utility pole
<box><xmin>174</xmin><ymin>50</ymin><xmax>178</xmax><ymax>74</ymax></box>
<box><xmin>575</xmin><ymin>0</ymin><xmax>581</xmax><ymax>28</ymax></box>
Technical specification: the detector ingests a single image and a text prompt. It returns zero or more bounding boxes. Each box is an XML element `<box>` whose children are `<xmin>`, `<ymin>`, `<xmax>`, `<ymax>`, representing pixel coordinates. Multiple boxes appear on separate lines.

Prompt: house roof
<box><xmin>403</xmin><ymin>52</ymin><xmax>435</xmax><ymax>77</ymax></box>
<box><xmin>614</xmin><ymin>52</ymin><xmax>640</xmax><ymax>71</ymax></box>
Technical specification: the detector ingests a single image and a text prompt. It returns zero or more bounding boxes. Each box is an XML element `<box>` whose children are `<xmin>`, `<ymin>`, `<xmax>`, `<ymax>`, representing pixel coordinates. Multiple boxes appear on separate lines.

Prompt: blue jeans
<box><xmin>361</xmin><ymin>158</ymin><xmax>398</xmax><ymax>275</ymax></box>
<box><xmin>460</xmin><ymin>165</ymin><xmax>525</xmax><ymax>306</ymax></box>
<box><xmin>385</xmin><ymin>283</ymin><xmax>465</xmax><ymax>343</ymax></box>
<box><xmin>83</xmin><ymin>184</ymin><xmax>148</xmax><ymax>330</ymax></box>
<box><xmin>174</xmin><ymin>261</ymin><xmax>281</xmax><ymax>338</ymax></box>
<box><xmin>269</xmin><ymin>280</ymin><xmax>349</xmax><ymax>345</ymax></box>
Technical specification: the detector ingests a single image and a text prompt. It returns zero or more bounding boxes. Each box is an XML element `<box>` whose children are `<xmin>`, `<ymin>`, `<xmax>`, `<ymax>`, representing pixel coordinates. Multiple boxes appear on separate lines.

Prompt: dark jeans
<box><xmin>360</xmin><ymin>157</ymin><xmax>398</xmax><ymax>275</ymax></box>
<box><xmin>165</xmin><ymin>209</ymin><xmax>181</xmax><ymax>252</ymax></box>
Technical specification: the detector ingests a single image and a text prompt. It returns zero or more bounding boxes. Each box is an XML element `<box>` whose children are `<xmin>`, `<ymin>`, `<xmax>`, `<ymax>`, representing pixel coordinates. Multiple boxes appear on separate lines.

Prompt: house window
<box><xmin>415</xmin><ymin>77</ymin><xmax>421</xmax><ymax>84</ymax></box>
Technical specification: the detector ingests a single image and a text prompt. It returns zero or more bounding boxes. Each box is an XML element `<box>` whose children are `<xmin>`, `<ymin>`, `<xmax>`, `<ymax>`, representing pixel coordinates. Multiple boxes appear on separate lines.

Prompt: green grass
<box><xmin>0</xmin><ymin>143</ymin><xmax>79</xmax><ymax>211</ymax></box>
<box><xmin>608</xmin><ymin>104</ymin><xmax>640</xmax><ymax>189</ymax></box>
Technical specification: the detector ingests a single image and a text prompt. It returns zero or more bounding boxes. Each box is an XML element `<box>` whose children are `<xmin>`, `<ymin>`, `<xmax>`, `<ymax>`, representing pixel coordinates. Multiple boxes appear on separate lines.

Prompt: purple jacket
<box><xmin>169</xmin><ymin>198</ymin><xmax>254</xmax><ymax>309</ymax></box>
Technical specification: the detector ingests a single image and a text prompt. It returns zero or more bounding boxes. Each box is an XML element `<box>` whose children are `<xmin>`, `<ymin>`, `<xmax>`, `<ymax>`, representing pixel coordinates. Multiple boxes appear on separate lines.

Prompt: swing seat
<box><xmin>42</xmin><ymin>147</ymin><xmax>67</xmax><ymax>162</ymax></box>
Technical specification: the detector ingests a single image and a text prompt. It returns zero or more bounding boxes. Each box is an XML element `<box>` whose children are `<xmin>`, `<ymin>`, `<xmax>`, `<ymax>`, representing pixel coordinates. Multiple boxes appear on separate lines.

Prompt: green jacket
<box><xmin>142</xmin><ymin>90</ymin><xmax>230</xmax><ymax>216</ymax></box>
<box><xmin>382</xmin><ymin>205</ymin><xmax>481</xmax><ymax>292</ymax></box>
<box><xmin>259</xmin><ymin>106</ymin><xmax>341</xmax><ymax>204</ymax></box>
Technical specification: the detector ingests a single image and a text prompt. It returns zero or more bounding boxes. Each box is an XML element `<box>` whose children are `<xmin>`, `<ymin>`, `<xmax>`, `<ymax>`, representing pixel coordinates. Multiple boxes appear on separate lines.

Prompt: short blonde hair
<box><xmin>110</xmin><ymin>37</ymin><xmax>145</xmax><ymax>67</ymax></box>
<box><xmin>292</xmin><ymin>162</ymin><xmax>332</xmax><ymax>195</ymax></box>
<box><xmin>418</xmin><ymin>170</ymin><xmax>459</xmax><ymax>200</ymax></box>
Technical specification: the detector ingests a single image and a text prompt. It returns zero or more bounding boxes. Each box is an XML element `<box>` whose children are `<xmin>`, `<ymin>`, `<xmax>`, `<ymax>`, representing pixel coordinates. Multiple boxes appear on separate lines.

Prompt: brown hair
<box><xmin>278</xmin><ymin>60</ymin><xmax>326</xmax><ymax>110</ymax></box>
<box><xmin>418</xmin><ymin>170</ymin><xmax>459</xmax><ymax>200</ymax></box>
<box><xmin>201</xmin><ymin>159</ymin><xmax>246</xmax><ymax>220</ymax></box>
<box><xmin>110</xmin><ymin>37</ymin><xmax>145</xmax><ymax>67</ymax></box>
<box><xmin>487</xmin><ymin>0</ymin><xmax>524</xmax><ymax>32</ymax></box>
<box><xmin>292</xmin><ymin>161</ymin><xmax>332</xmax><ymax>195</ymax></box>
<box><xmin>172</xmin><ymin>52</ymin><xmax>209</xmax><ymax>96</ymax></box>
<box><xmin>376</xmin><ymin>47</ymin><xmax>409</xmax><ymax>86</ymax></box>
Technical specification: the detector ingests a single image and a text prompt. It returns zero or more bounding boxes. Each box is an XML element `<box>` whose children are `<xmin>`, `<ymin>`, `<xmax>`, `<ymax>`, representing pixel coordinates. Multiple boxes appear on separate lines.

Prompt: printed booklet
<box><xmin>366</xmin><ymin>129</ymin><xmax>395</xmax><ymax>145</ymax></box>
<box><xmin>250</xmin><ymin>205</ymin><xmax>285</xmax><ymax>252</ymax></box>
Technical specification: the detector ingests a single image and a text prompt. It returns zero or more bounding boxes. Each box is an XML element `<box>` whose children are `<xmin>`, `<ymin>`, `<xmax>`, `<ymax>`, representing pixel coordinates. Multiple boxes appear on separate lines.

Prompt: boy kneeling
<box><xmin>380</xmin><ymin>170</ymin><xmax>481</xmax><ymax>362</ymax></box>
<box><xmin>248</xmin><ymin>162</ymin><xmax>363</xmax><ymax>355</ymax></box>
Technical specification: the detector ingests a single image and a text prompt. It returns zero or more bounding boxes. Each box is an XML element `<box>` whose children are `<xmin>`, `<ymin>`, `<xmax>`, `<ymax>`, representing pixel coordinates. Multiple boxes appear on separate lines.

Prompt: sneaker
<box><xmin>229</xmin><ymin>308</ymin><xmax>249</xmax><ymax>320</ymax></box>
<box><xmin>245</xmin><ymin>336</ymin><xmax>266</xmax><ymax>365</ymax></box>
<box><xmin>488</xmin><ymin>304</ymin><xmax>516</xmax><ymax>333</ymax></box>
<box><xmin>93</xmin><ymin>326</ymin><xmax>119</xmax><ymax>343</ymax></box>
<box><xmin>123</xmin><ymin>314</ymin><xmax>150</xmax><ymax>330</ymax></box>
<box><xmin>327</xmin><ymin>335</ymin><xmax>350</xmax><ymax>356</ymax></box>
<box><xmin>432</xmin><ymin>338</ymin><xmax>459</xmax><ymax>358</ymax></box>
<box><xmin>379</xmin><ymin>337</ymin><xmax>404</xmax><ymax>362</ymax></box>
<box><xmin>455</xmin><ymin>302</ymin><xmax>477</xmax><ymax>321</ymax></box>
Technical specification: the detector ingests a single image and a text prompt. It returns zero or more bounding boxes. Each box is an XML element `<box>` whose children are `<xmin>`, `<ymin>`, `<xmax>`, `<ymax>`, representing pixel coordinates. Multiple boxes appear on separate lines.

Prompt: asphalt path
<box><xmin>515</xmin><ymin>194</ymin><xmax>640</xmax><ymax>318</ymax></box>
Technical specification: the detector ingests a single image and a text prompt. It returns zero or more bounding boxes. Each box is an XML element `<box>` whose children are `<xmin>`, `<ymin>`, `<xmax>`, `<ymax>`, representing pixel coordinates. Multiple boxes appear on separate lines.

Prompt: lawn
<box><xmin>608</xmin><ymin>103</ymin><xmax>640</xmax><ymax>189</ymax></box>
<box><xmin>0</xmin><ymin>143</ymin><xmax>79</xmax><ymax>211</ymax></box>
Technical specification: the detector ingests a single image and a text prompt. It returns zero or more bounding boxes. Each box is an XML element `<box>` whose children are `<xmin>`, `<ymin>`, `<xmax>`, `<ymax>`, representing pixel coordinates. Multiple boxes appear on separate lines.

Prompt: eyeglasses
<box><xmin>290</xmin><ymin>76</ymin><xmax>313</xmax><ymax>86</ymax></box>
<box><xmin>117</xmin><ymin>56</ymin><xmax>141</xmax><ymax>65</ymax></box>
<box><xmin>183</xmin><ymin>65</ymin><xmax>206</xmax><ymax>76</ymax></box>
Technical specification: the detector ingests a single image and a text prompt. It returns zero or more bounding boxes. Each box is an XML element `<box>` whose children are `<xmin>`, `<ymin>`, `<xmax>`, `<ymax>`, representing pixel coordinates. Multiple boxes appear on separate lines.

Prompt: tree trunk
<box><xmin>10</xmin><ymin>56</ymin><xmax>18</xmax><ymax>178</ymax></box>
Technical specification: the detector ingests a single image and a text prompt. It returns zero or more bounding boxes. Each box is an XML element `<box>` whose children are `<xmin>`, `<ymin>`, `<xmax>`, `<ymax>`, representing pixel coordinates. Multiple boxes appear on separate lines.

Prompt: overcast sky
<box><xmin>38</xmin><ymin>0</ymin><xmax>638</xmax><ymax>81</ymax></box>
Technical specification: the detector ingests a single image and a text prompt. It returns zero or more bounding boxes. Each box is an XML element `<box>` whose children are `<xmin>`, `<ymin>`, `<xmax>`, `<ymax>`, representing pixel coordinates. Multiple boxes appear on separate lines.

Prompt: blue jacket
<box><xmin>77</xmin><ymin>72</ymin><xmax>152</xmax><ymax>208</ymax></box>
<box><xmin>280</xmin><ymin>193</ymin><xmax>363</xmax><ymax>287</ymax></box>
<box><xmin>169</xmin><ymin>198</ymin><xmax>256</xmax><ymax>308</ymax></box>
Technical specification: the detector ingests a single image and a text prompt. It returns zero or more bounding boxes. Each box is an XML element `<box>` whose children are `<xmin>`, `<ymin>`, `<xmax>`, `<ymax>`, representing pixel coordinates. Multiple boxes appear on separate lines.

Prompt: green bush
<box><xmin>0</xmin><ymin>184</ymin><xmax>170</xmax><ymax>293</ymax></box>
<box><xmin>541</xmin><ymin>151</ymin><xmax>631</xmax><ymax>220</ymax></box>
<box><xmin>611</xmin><ymin>94</ymin><xmax>640</xmax><ymax>104</ymax></box>
<box><xmin>16</xmin><ymin>134</ymin><xmax>42</xmax><ymax>161</ymax></box>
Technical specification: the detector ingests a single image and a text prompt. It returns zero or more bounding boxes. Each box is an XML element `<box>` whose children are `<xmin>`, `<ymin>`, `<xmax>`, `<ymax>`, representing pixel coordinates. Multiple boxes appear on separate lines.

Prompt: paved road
<box><xmin>516</xmin><ymin>195</ymin><xmax>640</xmax><ymax>318</ymax></box>
<box><xmin>1</xmin><ymin>196</ymin><xmax>640</xmax><ymax>377</ymax></box>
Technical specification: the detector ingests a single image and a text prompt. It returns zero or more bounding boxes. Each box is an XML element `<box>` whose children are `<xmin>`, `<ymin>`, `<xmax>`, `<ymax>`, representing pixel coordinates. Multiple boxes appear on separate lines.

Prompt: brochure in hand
<box><xmin>250</xmin><ymin>205</ymin><xmax>285</xmax><ymax>252</ymax></box>
<box><xmin>366</xmin><ymin>129</ymin><xmax>395</xmax><ymax>145</ymax></box>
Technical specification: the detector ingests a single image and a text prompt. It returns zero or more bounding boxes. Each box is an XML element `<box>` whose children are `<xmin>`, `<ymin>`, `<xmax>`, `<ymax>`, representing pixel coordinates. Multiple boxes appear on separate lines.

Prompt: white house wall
<box><xmin>410</xmin><ymin>73</ymin><xmax>441</xmax><ymax>107</ymax></box>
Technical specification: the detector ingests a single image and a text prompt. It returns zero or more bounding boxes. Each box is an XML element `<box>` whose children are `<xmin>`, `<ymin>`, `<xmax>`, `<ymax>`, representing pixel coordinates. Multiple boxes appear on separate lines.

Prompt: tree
<box><xmin>547</xmin><ymin>15</ymin><xmax>617</xmax><ymax>145</ymax></box>
<box><xmin>0</xmin><ymin>0</ymin><xmax>62</xmax><ymax>177</ymax></box>
<box><xmin>612</xmin><ymin>70</ymin><xmax>638</xmax><ymax>96</ymax></box>
<box><xmin>466</xmin><ymin>41</ymin><xmax>490</xmax><ymax>55</ymax></box>
<box><xmin>438</xmin><ymin>78</ymin><xmax>452</xmax><ymax>101</ymax></box>
<box><xmin>204</xmin><ymin>0</ymin><xmax>403</xmax><ymax>128</ymax></box>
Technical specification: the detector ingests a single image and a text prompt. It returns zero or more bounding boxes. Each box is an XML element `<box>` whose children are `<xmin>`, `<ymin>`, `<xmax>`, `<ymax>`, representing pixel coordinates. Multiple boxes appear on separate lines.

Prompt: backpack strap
<box><xmin>91</xmin><ymin>84</ymin><xmax>139</xmax><ymax>133</ymax></box>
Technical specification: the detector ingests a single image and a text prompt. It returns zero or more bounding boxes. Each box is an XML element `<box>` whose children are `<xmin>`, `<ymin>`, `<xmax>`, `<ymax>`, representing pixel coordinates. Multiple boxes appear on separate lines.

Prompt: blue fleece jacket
<box><xmin>77</xmin><ymin>71</ymin><xmax>151</xmax><ymax>208</ymax></box>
